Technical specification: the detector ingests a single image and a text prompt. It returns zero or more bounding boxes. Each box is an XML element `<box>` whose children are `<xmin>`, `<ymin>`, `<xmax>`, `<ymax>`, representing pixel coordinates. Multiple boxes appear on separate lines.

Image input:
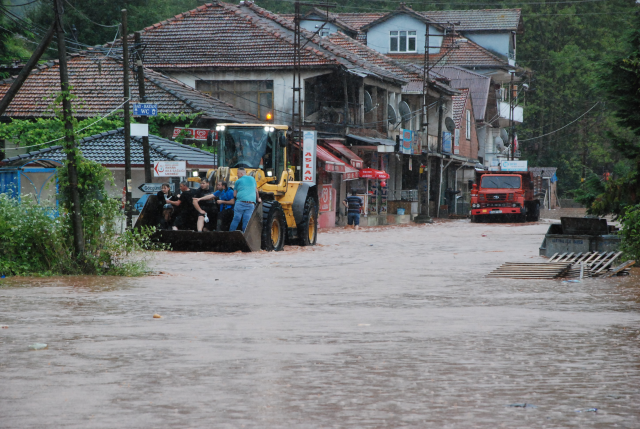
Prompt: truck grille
<box><xmin>486</xmin><ymin>193</ymin><xmax>507</xmax><ymax>202</ymax></box>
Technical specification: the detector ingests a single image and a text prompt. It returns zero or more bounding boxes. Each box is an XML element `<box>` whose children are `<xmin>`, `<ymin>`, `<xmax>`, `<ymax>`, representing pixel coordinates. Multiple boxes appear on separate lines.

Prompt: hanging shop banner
<box><xmin>302</xmin><ymin>131</ymin><xmax>317</xmax><ymax>184</ymax></box>
<box><xmin>411</xmin><ymin>132</ymin><xmax>422</xmax><ymax>155</ymax></box>
<box><xmin>319</xmin><ymin>184</ymin><xmax>334</xmax><ymax>213</ymax></box>
<box><xmin>172</xmin><ymin>127</ymin><xmax>216</xmax><ymax>140</ymax></box>
<box><xmin>442</xmin><ymin>131</ymin><xmax>452</xmax><ymax>153</ymax></box>
<box><xmin>154</xmin><ymin>161</ymin><xmax>186</xmax><ymax>177</ymax></box>
<box><xmin>401</xmin><ymin>129</ymin><xmax>413</xmax><ymax>155</ymax></box>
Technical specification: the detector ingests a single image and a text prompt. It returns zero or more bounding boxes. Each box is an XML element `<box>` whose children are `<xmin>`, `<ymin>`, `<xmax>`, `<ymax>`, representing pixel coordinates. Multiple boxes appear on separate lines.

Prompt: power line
<box><xmin>64</xmin><ymin>0</ymin><xmax>119</xmax><ymax>28</ymax></box>
<box><xmin>2</xmin><ymin>0</ymin><xmax>41</xmax><ymax>7</ymax></box>
<box><xmin>519</xmin><ymin>102</ymin><xmax>600</xmax><ymax>142</ymax></box>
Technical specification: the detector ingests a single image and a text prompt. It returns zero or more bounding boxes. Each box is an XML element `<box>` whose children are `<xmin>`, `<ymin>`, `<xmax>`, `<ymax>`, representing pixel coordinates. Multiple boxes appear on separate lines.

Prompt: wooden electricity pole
<box><xmin>53</xmin><ymin>0</ymin><xmax>84</xmax><ymax>256</ymax></box>
<box><xmin>135</xmin><ymin>31</ymin><xmax>152</xmax><ymax>183</ymax></box>
<box><xmin>122</xmin><ymin>9</ymin><xmax>132</xmax><ymax>228</ymax></box>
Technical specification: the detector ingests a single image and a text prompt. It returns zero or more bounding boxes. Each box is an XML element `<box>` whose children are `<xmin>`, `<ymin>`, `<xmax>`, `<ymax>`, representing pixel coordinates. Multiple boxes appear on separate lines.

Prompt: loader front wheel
<box><xmin>261</xmin><ymin>201</ymin><xmax>286</xmax><ymax>251</ymax></box>
<box><xmin>298</xmin><ymin>196</ymin><xmax>318</xmax><ymax>246</ymax></box>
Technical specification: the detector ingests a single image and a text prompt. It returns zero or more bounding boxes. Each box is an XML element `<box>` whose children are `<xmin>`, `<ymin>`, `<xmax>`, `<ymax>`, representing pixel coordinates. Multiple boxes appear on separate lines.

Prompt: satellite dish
<box><xmin>398</xmin><ymin>101</ymin><xmax>411</xmax><ymax>123</ymax></box>
<box><xmin>388</xmin><ymin>104</ymin><xmax>398</xmax><ymax>124</ymax></box>
<box><xmin>364</xmin><ymin>91</ymin><xmax>373</xmax><ymax>113</ymax></box>
<box><xmin>500</xmin><ymin>128</ymin><xmax>509</xmax><ymax>143</ymax></box>
<box><xmin>445</xmin><ymin>116</ymin><xmax>455</xmax><ymax>132</ymax></box>
<box><xmin>494</xmin><ymin>136</ymin><xmax>505</xmax><ymax>150</ymax></box>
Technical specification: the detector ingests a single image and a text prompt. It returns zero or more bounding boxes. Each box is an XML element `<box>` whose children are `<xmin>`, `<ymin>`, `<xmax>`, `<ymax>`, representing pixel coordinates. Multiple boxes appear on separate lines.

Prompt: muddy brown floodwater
<box><xmin>1</xmin><ymin>220</ymin><xmax>640</xmax><ymax>428</ymax></box>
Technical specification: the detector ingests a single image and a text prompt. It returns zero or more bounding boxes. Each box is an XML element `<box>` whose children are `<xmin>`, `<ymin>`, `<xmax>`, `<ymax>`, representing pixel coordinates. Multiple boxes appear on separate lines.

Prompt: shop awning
<box><xmin>323</xmin><ymin>141</ymin><xmax>364</xmax><ymax>169</ymax></box>
<box><xmin>347</xmin><ymin>134</ymin><xmax>395</xmax><ymax>146</ymax></box>
<box><xmin>359</xmin><ymin>168</ymin><xmax>390</xmax><ymax>180</ymax></box>
<box><xmin>316</xmin><ymin>145</ymin><xmax>359</xmax><ymax>180</ymax></box>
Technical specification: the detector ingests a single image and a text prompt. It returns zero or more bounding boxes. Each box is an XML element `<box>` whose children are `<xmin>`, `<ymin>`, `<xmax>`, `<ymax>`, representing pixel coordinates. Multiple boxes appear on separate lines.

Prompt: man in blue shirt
<box><xmin>229</xmin><ymin>168</ymin><xmax>262</xmax><ymax>232</ymax></box>
<box><xmin>342</xmin><ymin>190</ymin><xmax>363</xmax><ymax>230</ymax></box>
<box><xmin>214</xmin><ymin>181</ymin><xmax>235</xmax><ymax>231</ymax></box>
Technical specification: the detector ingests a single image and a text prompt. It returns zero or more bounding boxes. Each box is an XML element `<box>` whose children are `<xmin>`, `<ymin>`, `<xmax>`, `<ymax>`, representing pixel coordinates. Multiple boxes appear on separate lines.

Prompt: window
<box><xmin>319</xmin><ymin>28</ymin><xmax>329</xmax><ymax>37</ymax></box>
<box><xmin>465</xmin><ymin>109</ymin><xmax>471</xmax><ymax>140</ymax></box>
<box><xmin>389</xmin><ymin>30</ymin><xmax>417</xmax><ymax>52</ymax></box>
<box><xmin>195</xmin><ymin>80</ymin><xmax>274</xmax><ymax>120</ymax></box>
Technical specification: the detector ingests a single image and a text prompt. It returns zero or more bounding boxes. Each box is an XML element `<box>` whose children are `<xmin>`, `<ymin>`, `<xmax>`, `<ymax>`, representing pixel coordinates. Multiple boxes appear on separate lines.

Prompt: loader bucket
<box><xmin>135</xmin><ymin>195</ymin><xmax>264</xmax><ymax>252</ymax></box>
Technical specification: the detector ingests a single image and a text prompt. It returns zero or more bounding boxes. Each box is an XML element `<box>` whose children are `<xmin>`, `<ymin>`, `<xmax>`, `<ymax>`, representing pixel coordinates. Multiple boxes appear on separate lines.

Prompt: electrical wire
<box><xmin>2</xmin><ymin>0</ymin><xmax>41</xmax><ymax>7</ymax></box>
<box><xmin>518</xmin><ymin>102</ymin><xmax>600</xmax><ymax>142</ymax></box>
<box><xmin>64</xmin><ymin>0</ymin><xmax>120</xmax><ymax>28</ymax></box>
<box><xmin>4</xmin><ymin>98</ymin><xmax>132</xmax><ymax>151</ymax></box>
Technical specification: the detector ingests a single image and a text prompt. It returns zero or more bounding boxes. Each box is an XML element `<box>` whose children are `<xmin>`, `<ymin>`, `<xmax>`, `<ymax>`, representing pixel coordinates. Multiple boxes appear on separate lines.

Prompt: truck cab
<box><xmin>470</xmin><ymin>171</ymin><xmax>540</xmax><ymax>223</ymax></box>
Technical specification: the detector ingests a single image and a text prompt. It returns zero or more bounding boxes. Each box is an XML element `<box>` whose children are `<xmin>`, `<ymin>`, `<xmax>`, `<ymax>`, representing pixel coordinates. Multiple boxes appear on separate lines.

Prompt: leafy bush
<box><xmin>619</xmin><ymin>204</ymin><xmax>640</xmax><ymax>262</ymax></box>
<box><xmin>0</xmin><ymin>159</ymin><xmax>160</xmax><ymax>277</ymax></box>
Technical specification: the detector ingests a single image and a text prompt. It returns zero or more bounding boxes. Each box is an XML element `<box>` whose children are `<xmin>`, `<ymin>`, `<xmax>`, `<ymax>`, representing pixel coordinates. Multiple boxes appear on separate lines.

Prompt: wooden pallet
<box><xmin>486</xmin><ymin>262</ymin><xmax>573</xmax><ymax>279</ymax></box>
<box><xmin>547</xmin><ymin>251</ymin><xmax>623</xmax><ymax>277</ymax></box>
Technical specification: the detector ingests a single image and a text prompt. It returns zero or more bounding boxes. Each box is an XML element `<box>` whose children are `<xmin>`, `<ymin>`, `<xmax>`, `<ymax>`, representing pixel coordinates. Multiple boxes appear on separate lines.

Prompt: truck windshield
<box><xmin>219</xmin><ymin>127</ymin><xmax>274</xmax><ymax>169</ymax></box>
<box><xmin>481</xmin><ymin>176</ymin><xmax>521</xmax><ymax>189</ymax></box>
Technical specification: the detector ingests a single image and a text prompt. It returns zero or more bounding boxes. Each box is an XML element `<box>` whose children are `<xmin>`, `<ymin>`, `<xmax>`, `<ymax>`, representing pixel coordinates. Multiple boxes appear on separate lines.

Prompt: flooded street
<box><xmin>2</xmin><ymin>220</ymin><xmax>640</xmax><ymax>428</ymax></box>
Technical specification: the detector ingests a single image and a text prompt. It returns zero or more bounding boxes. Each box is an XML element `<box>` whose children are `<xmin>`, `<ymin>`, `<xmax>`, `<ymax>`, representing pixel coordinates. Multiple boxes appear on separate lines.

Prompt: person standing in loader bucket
<box><xmin>229</xmin><ymin>168</ymin><xmax>262</xmax><ymax>232</ymax></box>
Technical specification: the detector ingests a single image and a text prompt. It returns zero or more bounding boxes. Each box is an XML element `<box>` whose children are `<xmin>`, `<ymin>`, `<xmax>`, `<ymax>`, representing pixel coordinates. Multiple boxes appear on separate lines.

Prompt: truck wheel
<box><xmin>298</xmin><ymin>196</ymin><xmax>318</xmax><ymax>246</ymax></box>
<box><xmin>261</xmin><ymin>201</ymin><xmax>286</xmax><ymax>251</ymax></box>
<box><xmin>470</xmin><ymin>215</ymin><xmax>477</xmax><ymax>223</ymax></box>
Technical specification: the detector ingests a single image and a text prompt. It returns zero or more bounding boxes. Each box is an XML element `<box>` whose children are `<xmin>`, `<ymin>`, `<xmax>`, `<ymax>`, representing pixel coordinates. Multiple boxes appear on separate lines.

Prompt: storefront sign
<box><xmin>324</xmin><ymin>162</ymin><xmax>345</xmax><ymax>173</ymax></box>
<box><xmin>501</xmin><ymin>160</ymin><xmax>528</xmax><ymax>171</ymax></box>
<box><xmin>319</xmin><ymin>184</ymin><xmax>334</xmax><ymax>212</ymax></box>
<box><xmin>154</xmin><ymin>161</ymin><xmax>186</xmax><ymax>177</ymax></box>
<box><xmin>172</xmin><ymin>127</ymin><xmax>215</xmax><ymax>140</ymax></box>
<box><xmin>302</xmin><ymin>131</ymin><xmax>317</xmax><ymax>184</ymax></box>
<box><xmin>401</xmin><ymin>129</ymin><xmax>413</xmax><ymax>155</ymax></box>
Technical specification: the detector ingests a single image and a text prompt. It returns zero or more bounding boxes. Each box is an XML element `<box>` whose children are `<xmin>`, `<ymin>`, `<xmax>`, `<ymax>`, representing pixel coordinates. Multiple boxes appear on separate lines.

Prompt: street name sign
<box><xmin>154</xmin><ymin>161</ymin><xmax>186</xmax><ymax>177</ymax></box>
<box><xmin>133</xmin><ymin>103</ymin><xmax>158</xmax><ymax>116</ymax></box>
<box><xmin>138</xmin><ymin>183</ymin><xmax>175</xmax><ymax>193</ymax></box>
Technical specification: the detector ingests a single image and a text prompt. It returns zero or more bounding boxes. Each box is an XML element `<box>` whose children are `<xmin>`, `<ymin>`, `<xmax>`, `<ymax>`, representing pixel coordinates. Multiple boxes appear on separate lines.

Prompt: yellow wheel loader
<box><xmin>135</xmin><ymin>124</ymin><xmax>318</xmax><ymax>252</ymax></box>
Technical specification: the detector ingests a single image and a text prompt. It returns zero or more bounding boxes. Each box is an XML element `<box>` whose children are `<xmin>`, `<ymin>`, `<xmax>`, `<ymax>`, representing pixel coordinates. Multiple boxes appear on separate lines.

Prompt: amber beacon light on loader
<box><xmin>135</xmin><ymin>123</ymin><xmax>318</xmax><ymax>252</ymax></box>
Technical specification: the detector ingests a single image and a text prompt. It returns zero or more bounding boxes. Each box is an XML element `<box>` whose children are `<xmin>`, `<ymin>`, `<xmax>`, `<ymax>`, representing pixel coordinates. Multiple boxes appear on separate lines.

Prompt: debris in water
<box><xmin>153</xmin><ymin>314</ymin><xmax>162</xmax><ymax>319</ymax></box>
<box><xmin>28</xmin><ymin>343</ymin><xmax>47</xmax><ymax>350</ymax></box>
<box><xmin>358</xmin><ymin>323</ymin><xmax>371</xmax><ymax>326</ymax></box>
<box><xmin>1</xmin><ymin>325</ymin><xmax>8</xmax><ymax>329</ymax></box>
<box><xmin>575</xmin><ymin>408</ymin><xmax>598</xmax><ymax>413</ymax></box>
<box><xmin>562</xmin><ymin>280</ymin><xmax>581</xmax><ymax>283</ymax></box>
<box><xmin>508</xmin><ymin>403</ymin><xmax>537</xmax><ymax>408</ymax></box>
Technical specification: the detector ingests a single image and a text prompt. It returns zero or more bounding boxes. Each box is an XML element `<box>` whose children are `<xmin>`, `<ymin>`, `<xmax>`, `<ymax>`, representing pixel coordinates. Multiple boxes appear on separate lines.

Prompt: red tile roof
<box><xmin>107</xmin><ymin>2</ymin><xmax>405</xmax><ymax>85</ymax></box>
<box><xmin>326</xmin><ymin>32</ymin><xmax>457</xmax><ymax>95</ymax></box>
<box><xmin>387</xmin><ymin>35</ymin><xmax>510</xmax><ymax>69</ymax></box>
<box><xmin>0</xmin><ymin>52</ymin><xmax>257</xmax><ymax>122</ymax></box>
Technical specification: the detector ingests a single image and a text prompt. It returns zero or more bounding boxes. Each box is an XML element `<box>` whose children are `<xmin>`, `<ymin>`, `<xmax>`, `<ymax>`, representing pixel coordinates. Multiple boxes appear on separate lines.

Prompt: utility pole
<box><xmin>122</xmin><ymin>9</ymin><xmax>132</xmax><ymax>228</ymax></box>
<box><xmin>53</xmin><ymin>0</ymin><xmax>84</xmax><ymax>257</ymax></box>
<box><xmin>0</xmin><ymin>23</ymin><xmax>55</xmax><ymax>116</ymax></box>
<box><xmin>135</xmin><ymin>31</ymin><xmax>152</xmax><ymax>183</ymax></box>
<box><xmin>510</xmin><ymin>71</ymin><xmax>515</xmax><ymax>161</ymax></box>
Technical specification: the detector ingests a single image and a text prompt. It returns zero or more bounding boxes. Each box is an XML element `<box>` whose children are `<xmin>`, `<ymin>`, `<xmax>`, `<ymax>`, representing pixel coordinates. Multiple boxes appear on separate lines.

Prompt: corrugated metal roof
<box><xmin>2</xmin><ymin>129</ymin><xmax>218</xmax><ymax>168</ymax></box>
<box><xmin>432</xmin><ymin>66</ymin><xmax>491</xmax><ymax>121</ymax></box>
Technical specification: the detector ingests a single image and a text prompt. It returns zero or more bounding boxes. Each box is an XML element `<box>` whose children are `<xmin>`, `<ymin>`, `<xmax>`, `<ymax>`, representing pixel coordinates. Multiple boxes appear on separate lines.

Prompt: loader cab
<box><xmin>215</xmin><ymin>124</ymin><xmax>288</xmax><ymax>181</ymax></box>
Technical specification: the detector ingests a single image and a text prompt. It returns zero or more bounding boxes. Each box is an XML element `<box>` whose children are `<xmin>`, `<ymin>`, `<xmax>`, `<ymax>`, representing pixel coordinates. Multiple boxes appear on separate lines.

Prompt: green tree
<box><xmin>587</xmin><ymin>9</ymin><xmax>640</xmax><ymax>216</ymax></box>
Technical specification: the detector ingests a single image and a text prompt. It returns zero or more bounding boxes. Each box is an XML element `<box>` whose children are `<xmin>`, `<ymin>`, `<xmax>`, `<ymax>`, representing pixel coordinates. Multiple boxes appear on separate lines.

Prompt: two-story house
<box><xmin>295</xmin><ymin>4</ymin><xmax>526</xmax><ymax>169</ymax></box>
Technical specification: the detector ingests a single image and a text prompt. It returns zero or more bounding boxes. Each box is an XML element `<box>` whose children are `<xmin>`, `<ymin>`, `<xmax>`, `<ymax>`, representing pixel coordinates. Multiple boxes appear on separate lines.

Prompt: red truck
<box><xmin>470</xmin><ymin>170</ymin><xmax>541</xmax><ymax>223</ymax></box>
